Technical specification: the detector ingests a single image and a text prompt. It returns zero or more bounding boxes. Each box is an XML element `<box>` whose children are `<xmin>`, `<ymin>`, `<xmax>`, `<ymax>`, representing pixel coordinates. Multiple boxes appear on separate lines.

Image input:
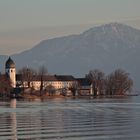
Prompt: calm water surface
<box><xmin>0</xmin><ymin>96</ymin><xmax>140</xmax><ymax>140</ymax></box>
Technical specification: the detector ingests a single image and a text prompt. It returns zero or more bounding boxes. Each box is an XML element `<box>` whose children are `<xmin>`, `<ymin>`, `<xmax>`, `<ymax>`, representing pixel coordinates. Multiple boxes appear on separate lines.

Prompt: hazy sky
<box><xmin>0</xmin><ymin>0</ymin><xmax>140</xmax><ymax>55</ymax></box>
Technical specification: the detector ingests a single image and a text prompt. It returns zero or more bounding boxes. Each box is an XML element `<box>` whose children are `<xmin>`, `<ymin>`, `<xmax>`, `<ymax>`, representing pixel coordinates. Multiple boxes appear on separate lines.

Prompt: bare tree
<box><xmin>69</xmin><ymin>82</ymin><xmax>79</xmax><ymax>96</ymax></box>
<box><xmin>0</xmin><ymin>75</ymin><xmax>12</xmax><ymax>97</ymax></box>
<box><xmin>87</xmin><ymin>69</ymin><xmax>105</xmax><ymax>96</ymax></box>
<box><xmin>38</xmin><ymin>65</ymin><xmax>48</xmax><ymax>96</ymax></box>
<box><xmin>18</xmin><ymin>67</ymin><xmax>36</xmax><ymax>89</ymax></box>
<box><xmin>105</xmin><ymin>69</ymin><xmax>133</xmax><ymax>95</ymax></box>
<box><xmin>104</xmin><ymin>73</ymin><xmax>115</xmax><ymax>95</ymax></box>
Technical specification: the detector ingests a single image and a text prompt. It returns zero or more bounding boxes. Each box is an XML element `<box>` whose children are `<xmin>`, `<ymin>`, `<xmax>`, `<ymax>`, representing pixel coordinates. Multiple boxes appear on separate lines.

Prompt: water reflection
<box><xmin>0</xmin><ymin>97</ymin><xmax>140</xmax><ymax>139</ymax></box>
<box><xmin>10</xmin><ymin>99</ymin><xmax>17</xmax><ymax>140</ymax></box>
<box><xmin>10</xmin><ymin>99</ymin><xmax>16</xmax><ymax>108</ymax></box>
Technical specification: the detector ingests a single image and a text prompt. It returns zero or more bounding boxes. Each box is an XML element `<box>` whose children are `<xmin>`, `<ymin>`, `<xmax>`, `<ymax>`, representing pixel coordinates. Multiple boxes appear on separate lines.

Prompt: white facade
<box><xmin>20</xmin><ymin>80</ymin><xmax>75</xmax><ymax>91</ymax></box>
<box><xmin>6</xmin><ymin>68</ymin><xmax>16</xmax><ymax>88</ymax></box>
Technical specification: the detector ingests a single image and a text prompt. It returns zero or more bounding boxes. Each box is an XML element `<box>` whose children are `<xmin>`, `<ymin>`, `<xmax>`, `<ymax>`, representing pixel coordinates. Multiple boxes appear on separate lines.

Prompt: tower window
<box><xmin>11</xmin><ymin>70</ymin><xmax>13</xmax><ymax>72</ymax></box>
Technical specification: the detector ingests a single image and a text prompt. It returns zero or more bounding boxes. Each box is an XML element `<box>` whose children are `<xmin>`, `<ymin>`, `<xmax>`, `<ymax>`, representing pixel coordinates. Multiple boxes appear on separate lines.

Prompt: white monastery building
<box><xmin>4</xmin><ymin>57</ymin><xmax>92</xmax><ymax>95</ymax></box>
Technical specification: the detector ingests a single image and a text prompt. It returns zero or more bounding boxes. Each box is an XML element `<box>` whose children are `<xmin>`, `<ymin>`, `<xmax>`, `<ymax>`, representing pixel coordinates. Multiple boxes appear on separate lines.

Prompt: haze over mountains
<box><xmin>0</xmin><ymin>23</ymin><xmax>140</xmax><ymax>89</ymax></box>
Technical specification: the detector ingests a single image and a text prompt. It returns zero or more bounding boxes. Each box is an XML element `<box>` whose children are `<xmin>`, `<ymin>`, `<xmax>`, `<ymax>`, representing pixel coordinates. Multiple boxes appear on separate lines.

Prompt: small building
<box><xmin>77</xmin><ymin>78</ymin><xmax>92</xmax><ymax>95</ymax></box>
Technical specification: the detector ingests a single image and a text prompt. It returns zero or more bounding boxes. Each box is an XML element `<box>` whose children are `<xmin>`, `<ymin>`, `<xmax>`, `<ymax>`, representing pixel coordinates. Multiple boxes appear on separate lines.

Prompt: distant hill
<box><xmin>0</xmin><ymin>55</ymin><xmax>8</xmax><ymax>72</ymax></box>
<box><xmin>0</xmin><ymin>23</ymin><xmax>140</xmax><ymax>89</ymax></box>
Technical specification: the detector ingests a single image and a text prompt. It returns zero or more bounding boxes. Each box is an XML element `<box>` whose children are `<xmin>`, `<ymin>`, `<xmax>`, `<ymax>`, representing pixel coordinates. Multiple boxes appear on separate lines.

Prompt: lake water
<box><xmin>0</xmin><ymin>96</ymin><xmax>140</xmax><ymax>140</ymax></box>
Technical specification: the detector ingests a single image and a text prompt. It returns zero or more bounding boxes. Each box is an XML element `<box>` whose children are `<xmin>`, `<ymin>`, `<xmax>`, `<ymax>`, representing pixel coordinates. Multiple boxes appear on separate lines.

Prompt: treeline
<box><xmin>18</xmin><ymin>66</ymin><xmax>48</xmax><ymax>95</ymax></box>
<box><xmin>86</xmin><ymin>69</ymin><xmax>133</xmax><ymax>96</ymax></box>
<box><xmin>0</xmin><ymin>66</ymin><xmax>49</xmax><ymax>98</ymax></box>
<box><xmin>0</xmin><ymin>66</ymin><xmax>133</xmax><ymax>97</ymax></box>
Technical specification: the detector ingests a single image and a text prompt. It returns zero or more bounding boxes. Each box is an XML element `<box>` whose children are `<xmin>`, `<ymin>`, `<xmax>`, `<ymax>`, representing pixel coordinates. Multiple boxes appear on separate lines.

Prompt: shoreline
<box><xmin>0</xmin><ymin>93</ymin><xmax>139</xmax><ymax>101</ymax></box>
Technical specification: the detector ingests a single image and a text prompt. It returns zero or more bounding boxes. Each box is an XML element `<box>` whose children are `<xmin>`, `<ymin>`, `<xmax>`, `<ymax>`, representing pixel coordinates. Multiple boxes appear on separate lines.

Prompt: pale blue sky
<box><xmin>0</xmin><ymin>0</ymin><xmax>140</xmax><ymax>55</ymax></box>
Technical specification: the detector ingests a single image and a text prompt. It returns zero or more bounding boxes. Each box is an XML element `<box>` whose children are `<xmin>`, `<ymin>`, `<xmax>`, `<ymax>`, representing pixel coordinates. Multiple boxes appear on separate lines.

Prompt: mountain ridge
<box><xmin>0</xmin><ymin>23</ymin><xmax>140</xmax><ymax>89</ymax></box>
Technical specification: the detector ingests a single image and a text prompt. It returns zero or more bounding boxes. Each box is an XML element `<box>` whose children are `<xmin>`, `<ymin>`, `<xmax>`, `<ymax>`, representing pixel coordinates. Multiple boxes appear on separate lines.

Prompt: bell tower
<box><xmin>5</xmin><ymin>57</ymin><xmax>16</xmax><ymax>88</ymax></box>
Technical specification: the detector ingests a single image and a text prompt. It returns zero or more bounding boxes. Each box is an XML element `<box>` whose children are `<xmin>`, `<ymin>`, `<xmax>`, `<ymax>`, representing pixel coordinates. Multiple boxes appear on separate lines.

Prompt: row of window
<box><xmin>31</xmin><ymin>81</ymin><xmax>72</xmax><ymax>85</ymax></box>
<box><xmin>21</xmin><ymin>81</ymin><xmax>73</xmax><ymax>89</ymax></box>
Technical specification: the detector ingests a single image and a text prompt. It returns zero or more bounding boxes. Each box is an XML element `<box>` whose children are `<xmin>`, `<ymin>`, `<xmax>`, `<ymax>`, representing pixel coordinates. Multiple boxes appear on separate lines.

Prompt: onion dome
<box><xmin>5</xmin><ymin>57</ymin><xmax>15</xmax><ymax>68</ymax></box>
